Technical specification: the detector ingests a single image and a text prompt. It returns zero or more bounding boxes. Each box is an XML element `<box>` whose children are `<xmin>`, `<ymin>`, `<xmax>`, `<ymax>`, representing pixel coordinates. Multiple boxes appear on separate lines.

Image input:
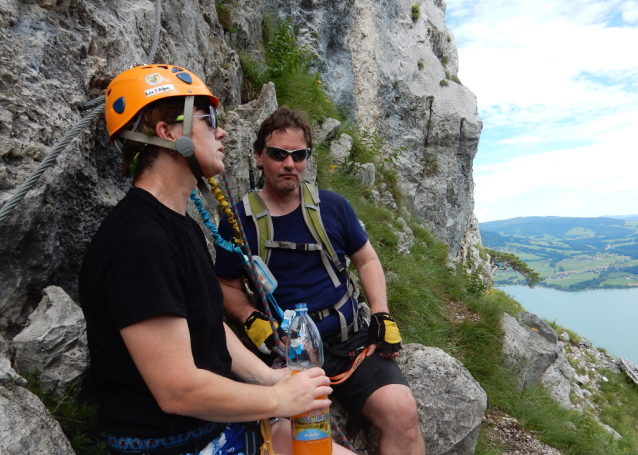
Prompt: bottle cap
<box><xmin>295</xmin><ymin>303</ymin><xmax>307</xmax><ymax>311</ymax></box>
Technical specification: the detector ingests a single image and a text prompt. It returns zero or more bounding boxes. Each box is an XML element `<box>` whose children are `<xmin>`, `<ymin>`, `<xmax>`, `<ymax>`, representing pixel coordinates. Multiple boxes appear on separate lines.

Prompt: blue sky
<box><xmin>445</xmin><ymin>0</ymin><xmax>638</xmax><ymax>222</ymax></box>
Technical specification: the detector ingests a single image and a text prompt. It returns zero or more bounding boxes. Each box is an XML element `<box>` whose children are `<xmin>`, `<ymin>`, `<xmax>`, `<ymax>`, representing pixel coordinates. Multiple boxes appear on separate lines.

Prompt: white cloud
<box><xmin>474</xmin><ymin>135</ymin><xmax>638</xmax><ymax>221</ymax></box>
<box><xmin>446</xmin><ymin>0</ymin><xmax>638</xmax><ymax>220</ymax></box>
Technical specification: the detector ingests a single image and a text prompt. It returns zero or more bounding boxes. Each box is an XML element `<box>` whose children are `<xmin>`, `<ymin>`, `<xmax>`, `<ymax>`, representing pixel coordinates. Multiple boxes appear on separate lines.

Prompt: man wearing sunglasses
<box><xmin>215</xmin><ymin>106</ymin><xmax>426</xmax><ymax>455</ymax></box>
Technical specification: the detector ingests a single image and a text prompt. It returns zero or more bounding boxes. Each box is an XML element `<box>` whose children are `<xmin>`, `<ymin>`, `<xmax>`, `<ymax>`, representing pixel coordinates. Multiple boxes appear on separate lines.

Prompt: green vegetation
<box><xmin>485</xmin><ymin>248</ymin><xmax>542</xmax><ymax>287</ymax></box>
<box><xmin>19</xmin><ymin>371</ymin><xmax>105</xmax><ymax>455</ymax></box>
<box><xmin>411</xmin><ymin>4</ymin><xmax>421</xmax><ymax>21</ymax></box>
<box><xmin>417</xmin><ymin>60</ymin><xmax>424</xmax><ymax>70</ymax></box>
<box><xmin>268</xmin><ymin>20</ymin><xmax>638</xmax><ymax>451</ymax></box>
<box><xmin>445</xmin><ymin>69</ymin><xmax>461</xmax><ymax>84</ymax></box>
<box><xmin>41</xmin><ymin>15</ymin><xmax>637</xmax><ymax>455</ymax></box>
<box><xmin>238</xmin><ymin>17</ymin><xmax>339</xmax><ymax>123</ymax></box>
<box><xmin>481</xmin><ymin>217</ymin><xmax>638</xmax><ymax>289</ymax></box>
<box><xmin>215</xmin><ymin>1</ymin><xmax>236</xmax><ymax>34</ymax></box>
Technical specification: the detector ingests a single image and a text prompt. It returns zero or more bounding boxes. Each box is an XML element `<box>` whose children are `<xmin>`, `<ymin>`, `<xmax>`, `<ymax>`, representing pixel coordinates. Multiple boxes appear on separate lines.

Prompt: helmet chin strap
<box><xmin>174</xmin><ymin>96</ymin><xmax>220</xmax><ymax>209</ymax></box>
<box><xmin>117</xmin><ymin>96</ymin><xmax>219</xmax><ymax>208</ymax></box>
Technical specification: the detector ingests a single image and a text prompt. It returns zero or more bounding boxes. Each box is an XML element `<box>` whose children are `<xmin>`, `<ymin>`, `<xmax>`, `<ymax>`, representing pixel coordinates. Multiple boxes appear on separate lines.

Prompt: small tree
<box><xmin>485</xmin><ymin>248</ymin><xmax>542</xmax><ymax>288</ymax></box>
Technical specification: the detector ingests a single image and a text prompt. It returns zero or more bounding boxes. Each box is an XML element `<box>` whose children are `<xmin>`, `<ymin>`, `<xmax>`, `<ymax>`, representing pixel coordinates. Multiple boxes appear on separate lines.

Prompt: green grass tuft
<box><xmin>21</xmin><ymin>371</ymin><xmax>106</xmax><ymax>455</ymax></box>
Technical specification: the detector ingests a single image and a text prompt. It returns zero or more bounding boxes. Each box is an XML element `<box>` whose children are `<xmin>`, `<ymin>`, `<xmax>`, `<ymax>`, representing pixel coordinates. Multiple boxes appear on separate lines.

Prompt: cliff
<box><xmin>0</xmin><ymin>0</ymin><xmax>482</xmax><ymax>329</ymax></box>
<box><xmin>0</xmin><ymin>0</ymin><xmax>487</xmax><ymax>453</ymax></box>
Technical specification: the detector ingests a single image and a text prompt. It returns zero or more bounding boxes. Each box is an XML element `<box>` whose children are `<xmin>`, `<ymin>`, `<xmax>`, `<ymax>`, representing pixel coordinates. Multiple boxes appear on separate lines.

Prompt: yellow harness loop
<box><xmin>208</xmin><ymin>177</ymin><xmax>242</xmax><ymax>245</ymax></box>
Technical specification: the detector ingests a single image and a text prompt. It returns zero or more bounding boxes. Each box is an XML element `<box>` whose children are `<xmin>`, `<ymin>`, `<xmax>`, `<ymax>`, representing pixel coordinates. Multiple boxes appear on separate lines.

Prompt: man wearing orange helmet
<box><xmin>79</xmin><ymin>65</ymin><xmax>349</xmax><ymax>455</ymax></box>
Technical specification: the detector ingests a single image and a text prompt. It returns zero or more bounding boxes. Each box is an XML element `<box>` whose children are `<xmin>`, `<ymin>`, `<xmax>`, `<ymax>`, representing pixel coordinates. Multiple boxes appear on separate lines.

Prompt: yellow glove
<box><xmin>244</xmin><ymin>311</ymin><xmax>284</xmax><ymax>355</ymax></box>
<box><xmin>367</xmin><ymin>312</ymin><xmax>402</xmax><ymax>354</ymax></box>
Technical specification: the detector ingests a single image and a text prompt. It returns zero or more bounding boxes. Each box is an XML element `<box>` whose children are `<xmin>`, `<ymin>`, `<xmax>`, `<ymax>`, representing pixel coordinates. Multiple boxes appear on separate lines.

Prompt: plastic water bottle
<box><xmin>286</xmin><ymin>303</ymin><xmax>332</xmax><ymax>455</ymax></box>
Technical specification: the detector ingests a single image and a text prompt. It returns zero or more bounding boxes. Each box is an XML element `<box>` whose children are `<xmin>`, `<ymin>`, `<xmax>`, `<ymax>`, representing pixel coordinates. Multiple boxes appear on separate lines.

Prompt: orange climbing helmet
<box><xmin>104</xmin><ymin>64</ymin><xmax>219</xmax><ymax>143</ymax></box>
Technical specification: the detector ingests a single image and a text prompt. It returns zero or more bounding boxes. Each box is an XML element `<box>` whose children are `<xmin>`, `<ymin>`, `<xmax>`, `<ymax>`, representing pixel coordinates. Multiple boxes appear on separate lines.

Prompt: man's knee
<box><xmin>363</xmin><ymin>384</ymin><xmax>419</xmax><ymax>427</ymax></box>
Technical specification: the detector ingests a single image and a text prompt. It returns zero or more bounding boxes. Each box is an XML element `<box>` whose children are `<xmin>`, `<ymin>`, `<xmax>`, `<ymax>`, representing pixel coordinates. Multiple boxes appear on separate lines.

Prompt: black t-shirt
<box><xmin>79</xmin><ymin>188</ymin><xmax>232</xmax><ymax>438</ymax></box>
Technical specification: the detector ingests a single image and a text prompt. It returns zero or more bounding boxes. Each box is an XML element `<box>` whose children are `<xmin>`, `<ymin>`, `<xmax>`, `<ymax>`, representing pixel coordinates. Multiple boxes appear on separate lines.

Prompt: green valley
<box><xmin>480</xmin><ymin>216</ymin><xmax>638</xmax><ymax>290</ymax></box>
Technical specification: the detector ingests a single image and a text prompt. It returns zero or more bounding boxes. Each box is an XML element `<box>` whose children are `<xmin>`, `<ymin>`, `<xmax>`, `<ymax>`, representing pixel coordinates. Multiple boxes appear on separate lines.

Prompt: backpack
<box><xmin>242</xmin><ymin>181</ymin><xmax>359</xmax><ymax>342</ymax></box>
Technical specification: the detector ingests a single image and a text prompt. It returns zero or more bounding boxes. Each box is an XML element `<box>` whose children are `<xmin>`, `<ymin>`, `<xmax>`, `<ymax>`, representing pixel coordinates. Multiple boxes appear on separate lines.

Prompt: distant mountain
<box><xmin>480</xmin><ymin>216</ymin><xmax>635</xmax><ymax>238</ymax></box>
<box><xmin>601</xmin><ymin>215</ymin><xmax>638</xmax><ymax>221</ymax></box>
<box><xmin>480</xmin><ymin>216</ymin><xmax>638</xmax><ymax>260</ymax></box>
<box><xmin>480</xmin><ymin>216</ymin><xmax>638</xmax><ymax>290</ymax></box>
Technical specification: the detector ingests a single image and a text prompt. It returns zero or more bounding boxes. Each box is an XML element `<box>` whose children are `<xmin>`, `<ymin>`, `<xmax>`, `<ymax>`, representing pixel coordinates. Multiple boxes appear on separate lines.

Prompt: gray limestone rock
<box><xmin>541</xmin><ymin>350</ymin><xmax>576</xmax><ymax>408</ymax></box>
<box><xmin>353</xmin><ymin>162</ymin><xmax>376</xmax><ymax>187</ymax></box>
<box><xmin>501</xmin><ymin>313</ymin><xmax>560</xmax><ymax>391</ymax></box>
<box><xmin>620</xmin><ymin>358</ymin><xmax>638</xmax><ymax>387</ymax></box>
<box><xmin>335</xmin><ymin>344</ymin><xmax>487</xmax><ymax>455</ymax></box>
<box><xmin>0</xmin><ymin>0</ymin><xmax>241</xmax><ymax>328</ymax></box>
<box><xmin>578</xmin><ymin>338</ymin><xmax>592</xmax><ymax>349</ymax></box>
<box><xmin>0</xmin><ymin>384</ymin><xmax>75</xmax><ymax>454</ymax></box>
<box><xmin>398</xmin><ymin>344</ymin><xmax>487</xmax><ymax>455</ymax></box>
<box><xmin>329</xmin><ymin>134</ymin><xmax>354</xmax><ymax>164</ymax></box>
<box><xmin>0</xmin><ymin>332</ymin><xmax>24</xmax><ymax>385</ymax></box>
<box><xmin>313</xmin><ymin>118</ymin><xmax>342</xmax><ymax>145</ymax></box>
<box><xmin>261</xmin><ymin>0</ymin><xmax>484</xmax><ymax>266</ymax></box>
<box><xmin>391</xmin><ymin>217</ymin><xmax>416</xmax><ymax>255</ymax></box>
<box><xmin>12</xmin><ymin>286</ymin><xmax>88</xmax><ymax>396</ymax></box>
<box><xmin>380</xmin><ymin>190</ymin><xmax>398</xmax><ymax>211</ymax></box>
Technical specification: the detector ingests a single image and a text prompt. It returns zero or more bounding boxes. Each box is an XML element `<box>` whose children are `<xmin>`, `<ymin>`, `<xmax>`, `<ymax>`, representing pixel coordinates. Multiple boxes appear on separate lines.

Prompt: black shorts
<box><xmin>322</xmin><ymin>329</ymin><xmax>410</xmax><ymax>414</ymax></box>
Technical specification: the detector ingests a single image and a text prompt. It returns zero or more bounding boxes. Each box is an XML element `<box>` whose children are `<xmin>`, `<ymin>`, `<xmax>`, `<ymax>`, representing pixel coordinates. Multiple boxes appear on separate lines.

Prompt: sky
<box><xmin>444</xmin><ymin>0</ymin><xmax>638</xmax><ymax>223</ymax></box>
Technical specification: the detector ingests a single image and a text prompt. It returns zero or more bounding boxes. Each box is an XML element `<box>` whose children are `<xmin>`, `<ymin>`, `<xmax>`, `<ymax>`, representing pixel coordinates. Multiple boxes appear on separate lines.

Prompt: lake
<box><xmin>498</xmin><ymin>285</ymin><xmax>638</xmax><ymax>365</ymax></box>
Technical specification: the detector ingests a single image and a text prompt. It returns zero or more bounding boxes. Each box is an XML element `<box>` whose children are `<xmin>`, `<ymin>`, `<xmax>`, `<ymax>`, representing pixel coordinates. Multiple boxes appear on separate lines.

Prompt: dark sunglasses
<box><xmin>265</xmin><ymin>146</ymin><xmax>310</xmax><ymax>162</ymax></box>
<box><xmin>175</xmin><ymin>105</ymin><xmax>218</xmax><ymax>129</ymax></box>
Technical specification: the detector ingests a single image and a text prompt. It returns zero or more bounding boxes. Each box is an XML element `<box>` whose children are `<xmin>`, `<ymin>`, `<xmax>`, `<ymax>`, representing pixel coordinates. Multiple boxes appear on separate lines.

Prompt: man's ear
<box><xmin>155</xmin><ymin>121</ymin><xmax>182</xmax><ymax>141</ymax></box>
<box><xmin>255</xmin><ymin>149</ymin><xmax>264</xmax><ymax>167</ymax></box>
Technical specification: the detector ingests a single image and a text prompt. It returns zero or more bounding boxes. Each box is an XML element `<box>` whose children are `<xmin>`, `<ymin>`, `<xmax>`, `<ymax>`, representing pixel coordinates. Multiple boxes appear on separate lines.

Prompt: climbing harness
<box><xmin>329</xmin><ymin>347</ymin><xmax>369</xmax><ymax>385</ymax></box>
<box><xmin>243</xmin><ymin>181</ymin><xmax>359</xmax><ymax>342</ymax></box>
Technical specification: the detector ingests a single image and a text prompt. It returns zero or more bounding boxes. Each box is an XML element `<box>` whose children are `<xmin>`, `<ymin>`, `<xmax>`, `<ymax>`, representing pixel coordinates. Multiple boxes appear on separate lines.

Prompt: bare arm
<box><xmin>350</xmin><ymin>240</ymin><xmax>400</xmax><ymax>359</ymax></box>
<box><xmin>120</xmin><ymin>315</ymin><xmax>331</xmax><ymax>422</ymax></box>
<box><xmin>349</xmin><ymin>240</ymin><xmax>389</xmax><ymax>315</ymax></box>
<box><xmin>223</xmin><ymin>322</ymin><xmax>288</xmax><ymax>386</ymax></box>
<box><xmin>219</xmin><ymin>276</ymin><xmax>256</xmax><ymax>324</ymax></box>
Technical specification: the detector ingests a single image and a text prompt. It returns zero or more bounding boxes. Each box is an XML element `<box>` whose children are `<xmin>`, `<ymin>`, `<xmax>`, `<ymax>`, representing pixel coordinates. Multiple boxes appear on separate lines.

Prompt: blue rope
<box><xmin>190</xmin><ymin>190</ymin><xmax>242</xmax><ymax>257</ymax></box>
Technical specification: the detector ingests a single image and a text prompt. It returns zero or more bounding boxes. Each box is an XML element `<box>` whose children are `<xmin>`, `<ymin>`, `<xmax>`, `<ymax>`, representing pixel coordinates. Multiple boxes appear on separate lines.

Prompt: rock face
<box><xmin>501</xmin><ymin>312</ymin><xmax>562</xmax><ymax>391</ymax></box>
<box><xmin>334</xmin><ymin>344</ymin><xmax>487</xmax><ymax>455</ymax></box>
<box><xmin>12</xmin><ymin>286</ymin><xmax>88</xmax><ymax>396</ymax></box>
<box><xmin>0</xmin><ymin>384</ymin><xmax>75</xmax><ymax>455</ymax></box>
<box><xmin>0</xmin><ymin>332</ymin><xmax>24</xmax><ymax>386</ymax></box>
<box><xmin>0</xmin><ymin>0</ymin><xmax>241</xmax><ymax>328</ymax></box>
<box><xmin>0</xmin><ymin>0</ymin><xmax>488</xmax><ymax>451</ymax></box>
<box><xmin>262</xmin><ymin>0</ymin><xmax>483</xmax><ymax>266</ymax></box>
<box><xmin>1</xmin><ymin>0</ymin><xmax>483</xmax><ymax>329</ymax></box>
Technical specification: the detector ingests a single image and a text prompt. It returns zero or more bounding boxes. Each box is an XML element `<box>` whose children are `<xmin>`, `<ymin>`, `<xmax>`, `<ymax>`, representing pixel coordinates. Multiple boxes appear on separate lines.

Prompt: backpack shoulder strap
<box><xmin>242</xmin><ymin>191</ymin><xmax>274</xmax><ymax>263</ymax></box>
<box><xmin>300</xmin><ymin>182</ymin><xmax>346</xmax><ymax>287</ymax></box>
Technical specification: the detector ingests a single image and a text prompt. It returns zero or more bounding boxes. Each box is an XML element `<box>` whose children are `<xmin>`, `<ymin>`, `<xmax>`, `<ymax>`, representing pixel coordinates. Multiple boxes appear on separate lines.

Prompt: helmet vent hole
<box><xmin>176</xmin><ymin>72</ymin><xmax>193</xmax><ymax>84</ymax></box>
<box><xmin>172</xmin><ymin>67</ymin><xmax>184</xmax><ymax>73</ymax></box>
<box><xmin>113</xmin><ymin>96</ymin><xmax>125</xmax><ymax>114</ymax></box>
<box><xmin>158</xmin><ymin>65</ymin><xmax>168</xmax><ymax>69</ymax></box>
<box><xmin>106</xmin><ymin>89</ymin><xmax>111</xmax><ymax>97</ymax></box>
<box><xmin>141</xmin><ymin>66</ymin><xmax>152</xmax><ymax>69</ymax></box>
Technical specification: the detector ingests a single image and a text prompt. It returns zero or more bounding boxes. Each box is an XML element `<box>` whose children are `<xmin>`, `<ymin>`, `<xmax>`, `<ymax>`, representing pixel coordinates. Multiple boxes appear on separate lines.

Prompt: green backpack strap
<box><xmin>300</xmin><ymin>182</ymin><xmax>347</xmax><ymax>288</ymax></box>
<box><xmin>242</xmin><ymin>191</ymin><xmax>273</xmax><ymax>263</ymax></box>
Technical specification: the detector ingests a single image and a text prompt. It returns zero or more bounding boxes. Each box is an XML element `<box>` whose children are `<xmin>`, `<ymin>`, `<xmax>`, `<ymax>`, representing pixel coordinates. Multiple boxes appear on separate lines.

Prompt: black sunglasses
<box><xmin>265</xmin><ymin>146</ymin><xmax>310</xmax><ymax>162</ymax></box>
<box><xmin>175</xmin><ymin>105</ymin><xmax>218</xmax><ymax>129</ymax></box>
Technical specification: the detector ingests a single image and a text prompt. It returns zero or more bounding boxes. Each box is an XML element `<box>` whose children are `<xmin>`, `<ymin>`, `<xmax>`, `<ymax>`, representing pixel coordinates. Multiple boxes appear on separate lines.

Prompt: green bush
<box><xmin>238</xmin><ymin>18</ymin><xmax>339</xmax><ymax>123</ymax></box>
<box><xmin>411</xmin><ymin>4</ymin><xmax>420</xmax><ymax>21</ymax></box>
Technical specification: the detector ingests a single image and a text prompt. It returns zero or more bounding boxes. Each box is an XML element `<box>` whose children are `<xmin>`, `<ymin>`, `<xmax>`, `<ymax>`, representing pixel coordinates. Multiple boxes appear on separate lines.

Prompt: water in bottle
<box><xmin>287</xmin><ymin>303</ymin><xmax>332</xmax><ymax>455</ymax></box>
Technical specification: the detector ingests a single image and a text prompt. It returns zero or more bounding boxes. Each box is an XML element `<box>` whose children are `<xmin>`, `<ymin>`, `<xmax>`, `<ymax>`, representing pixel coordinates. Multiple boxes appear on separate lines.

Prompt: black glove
<box><xmin>244</xmin><ymin>311</ymin><xmax>285</xmax><ymax>355</ymax></box>
<box><xmin>367</xmin><ymin>312</ymin><xmax>402</xmax><ymax>355</ymax></box>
